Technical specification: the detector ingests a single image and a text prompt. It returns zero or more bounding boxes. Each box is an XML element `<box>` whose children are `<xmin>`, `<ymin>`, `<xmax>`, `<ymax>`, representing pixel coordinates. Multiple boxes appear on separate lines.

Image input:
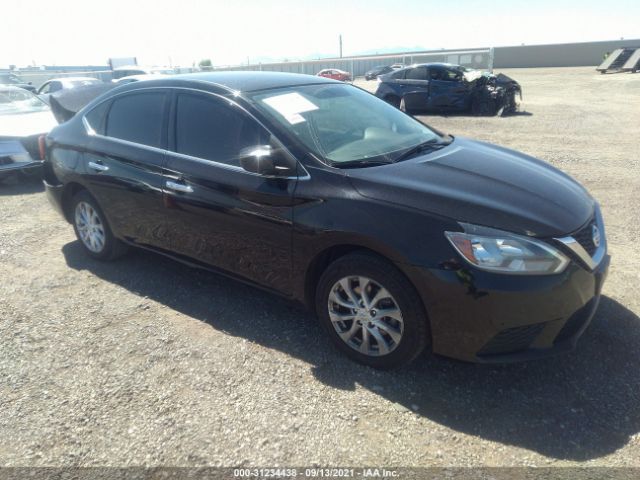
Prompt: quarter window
<box><xmin>85</xmin><ymin>100</ymin><xmax>111</xmax><ymax>135</ymax></box>
<box><xmin>174</xmin><ymin>93</ymin><xmax>268</xmax><ymax>166</ymax></box>
<box><xmin>105</xmin><ymin>92</ymin><xmax>166</xmax><ymax>148</ymax></box>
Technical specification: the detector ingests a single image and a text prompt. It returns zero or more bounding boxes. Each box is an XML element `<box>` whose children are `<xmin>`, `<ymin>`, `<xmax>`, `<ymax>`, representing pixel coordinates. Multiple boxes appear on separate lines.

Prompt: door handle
<box><xmin>88</xmin><ymin>161</ymin><xmax>109</xmax><ymax>172</ymax></box>
<box><xmin>165</xmin><ymin>180</ymin><xmax>193</xmax><ymax>193</ymax></box>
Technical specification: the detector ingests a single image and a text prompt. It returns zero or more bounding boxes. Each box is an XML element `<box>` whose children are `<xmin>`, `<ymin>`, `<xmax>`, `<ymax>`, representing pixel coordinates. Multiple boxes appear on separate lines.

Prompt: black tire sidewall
<box><xmin>316</xmin><ymin>253</ymin><xmax>429</xmax><ymax>369</ymax></box>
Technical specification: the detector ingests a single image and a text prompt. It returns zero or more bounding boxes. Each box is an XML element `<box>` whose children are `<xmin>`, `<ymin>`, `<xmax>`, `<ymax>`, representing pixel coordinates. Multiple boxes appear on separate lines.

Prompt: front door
<box><xmin>161</xmin><ymin>91</ymin><xmax>297</xmax><ymax>294</ymax></box>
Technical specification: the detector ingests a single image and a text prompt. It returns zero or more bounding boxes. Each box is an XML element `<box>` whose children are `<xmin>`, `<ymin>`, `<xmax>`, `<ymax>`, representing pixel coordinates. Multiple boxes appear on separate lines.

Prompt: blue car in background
<box><xmin>374</xmin><ymin>62</ymin><xmax>522</xmax><ymax>116</ymax></box>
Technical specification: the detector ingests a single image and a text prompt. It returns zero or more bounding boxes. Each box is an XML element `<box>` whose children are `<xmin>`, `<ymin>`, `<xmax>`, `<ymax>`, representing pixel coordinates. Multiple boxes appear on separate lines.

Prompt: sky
<box><xmin>2</xmin><ymin>0</ymin><xmax>639</xmax><ymax>68</ymax></box>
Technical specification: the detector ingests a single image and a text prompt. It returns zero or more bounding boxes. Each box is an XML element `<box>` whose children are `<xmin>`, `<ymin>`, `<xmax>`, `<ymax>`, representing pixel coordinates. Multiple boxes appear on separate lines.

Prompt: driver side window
<box><xmin>174</xmin><ymin>93</ymin><xmax>270</xmax><ymax>167</ymax></box>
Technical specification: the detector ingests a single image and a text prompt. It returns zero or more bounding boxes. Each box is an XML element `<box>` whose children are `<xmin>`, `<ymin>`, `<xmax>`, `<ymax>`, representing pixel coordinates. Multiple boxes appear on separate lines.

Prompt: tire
<box><xmin>71</xmin><ymin>190</ymin><xmax>128</xmax><ymax>261</ymax></box>
<box><xmin>384</xmin><ymin>95</ymin><xmax>401</xmax><ymax>109</ymax></box>
<box><xmin>399</xmin><ymin>97</ymin><xmax>414</xmax><ymax>116</ymax></box>
<box><xmin>315</xmin><ymin>252</ymin><xmax>430</xmax><ymax>369</ymax></box>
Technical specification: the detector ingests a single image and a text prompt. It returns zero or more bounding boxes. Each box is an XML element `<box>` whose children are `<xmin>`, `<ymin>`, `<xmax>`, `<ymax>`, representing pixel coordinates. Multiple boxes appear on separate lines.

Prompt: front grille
<box><xmin>572</xmin><ymin>220</ymin><xmax>597</xmax><ymax>257</ymax></box>
<box><xmin>554</xmin><ymin>298</ymin><xmax>597</xmax><ymax>344</ymax></box>
<box><xmin>477</xmin><ymin>323</ymin><xmax>545</xmax><ymax>356</ymax></box>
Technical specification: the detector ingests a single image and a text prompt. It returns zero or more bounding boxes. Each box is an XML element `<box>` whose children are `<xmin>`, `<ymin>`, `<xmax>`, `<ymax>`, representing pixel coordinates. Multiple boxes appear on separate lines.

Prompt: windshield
<box><xmin>0</xmin><ymin>89</ymin><xmax>50</xmax><ymax>115</ymax></box>
<box><xmin>248</xmin><ymin>84</ymin><xmax>441</xmax><ymax>165</ymax></box>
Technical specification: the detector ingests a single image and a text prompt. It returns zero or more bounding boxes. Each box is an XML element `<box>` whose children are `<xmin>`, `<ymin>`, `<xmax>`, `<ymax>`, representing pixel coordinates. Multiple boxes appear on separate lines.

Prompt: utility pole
<box><xmin>339</xmin><ymin>34</ymin><xmax>343</xmax><ymax>58</ymax></box>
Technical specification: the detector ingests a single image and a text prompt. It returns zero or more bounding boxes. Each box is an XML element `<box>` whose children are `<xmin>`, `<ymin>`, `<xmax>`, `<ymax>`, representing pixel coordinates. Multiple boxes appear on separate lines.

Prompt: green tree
<box><xmin>198</xmin><ymin>59</ymin><xmax>213</xmax><ymax>71</ymax></box>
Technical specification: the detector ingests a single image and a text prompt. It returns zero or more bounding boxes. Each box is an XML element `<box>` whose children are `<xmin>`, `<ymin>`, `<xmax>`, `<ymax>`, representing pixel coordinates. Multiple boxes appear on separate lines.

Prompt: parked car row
<box><xmin>30</xmin><ymin>71</ymin><xmax>609</xmax><ymax>368</ymax></box>
<box><xmin>316</xmin><ymin>64</ymin><xmax>405</xmax><ymax>82</ymax></box>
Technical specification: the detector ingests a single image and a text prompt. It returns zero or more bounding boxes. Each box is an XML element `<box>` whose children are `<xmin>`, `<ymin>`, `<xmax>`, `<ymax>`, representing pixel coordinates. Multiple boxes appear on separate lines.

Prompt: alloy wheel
<box><xmin>328</xmin><ymin>276</ymin><xmax>404</xmax><ymax>356</ymax></box>
<box><xmin>75</xmin><ymin>201</ymin><xmax>106</xmax><ymax>253</ymax></box>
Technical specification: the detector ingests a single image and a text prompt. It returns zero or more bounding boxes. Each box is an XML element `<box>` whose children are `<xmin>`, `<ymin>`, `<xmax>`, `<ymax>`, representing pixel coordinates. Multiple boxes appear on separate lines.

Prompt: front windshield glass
<box><xmin>0</xmin><ymin>88</ymin><xmax>50</xmax><ymax>115</ymax></box>
<box><xmin>248</xmin><ymin>84</ymin><xmax>441</xmax><ymax>165</ymax></box>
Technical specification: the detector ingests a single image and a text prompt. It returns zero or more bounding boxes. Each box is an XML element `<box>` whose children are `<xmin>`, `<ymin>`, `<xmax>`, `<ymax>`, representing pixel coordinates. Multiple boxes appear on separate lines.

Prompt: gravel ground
<box><xmin>1</xmin><ymin>67</ymin><xmax>639</xmax><ymax>468</ymax></box>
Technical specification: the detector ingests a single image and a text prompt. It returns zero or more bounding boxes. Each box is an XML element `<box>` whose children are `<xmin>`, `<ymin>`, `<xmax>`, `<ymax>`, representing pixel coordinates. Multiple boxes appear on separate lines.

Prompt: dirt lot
<box><xmin>1</xmin><ymin>67</ymin><xmax>639</xmax><ymax>468</ymax></box>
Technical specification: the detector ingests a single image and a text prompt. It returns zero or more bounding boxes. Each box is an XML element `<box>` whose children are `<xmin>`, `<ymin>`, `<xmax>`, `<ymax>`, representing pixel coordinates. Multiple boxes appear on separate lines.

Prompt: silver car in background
<box><xmin>36</xmin><ymin>77</ymin><xmax>102</xmax><ymax>104</ymax></box>
<box><xmin>0</xmin><ymin>87</ymin><xmax>58</xmax><ymax>182</ymax></box>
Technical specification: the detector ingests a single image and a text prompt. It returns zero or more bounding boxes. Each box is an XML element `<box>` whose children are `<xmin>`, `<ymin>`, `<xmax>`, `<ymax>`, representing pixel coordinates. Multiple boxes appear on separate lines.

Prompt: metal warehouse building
<box><xmin>217</xmin><ymin>38</ymin><xmax>640</xmax><ymax>76</ymax></box>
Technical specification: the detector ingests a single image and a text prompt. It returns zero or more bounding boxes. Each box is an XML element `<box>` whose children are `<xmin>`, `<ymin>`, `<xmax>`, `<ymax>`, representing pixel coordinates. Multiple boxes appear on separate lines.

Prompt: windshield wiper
<box><xmin>393</xmin><ymin>139</ymin><xmax>450</xmax><ymax>163</ymax></box>
<box><xmin>331</xmin><ymin>159</ymin><xmax>395</xmax><ymax>169</ymax></box>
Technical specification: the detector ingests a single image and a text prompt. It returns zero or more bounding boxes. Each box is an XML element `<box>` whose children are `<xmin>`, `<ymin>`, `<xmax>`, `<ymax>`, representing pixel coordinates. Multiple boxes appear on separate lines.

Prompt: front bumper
<box><xmin>404</xmin><ymin>254</ymin><xmax>610</xmax><ymax>363</ymax></box>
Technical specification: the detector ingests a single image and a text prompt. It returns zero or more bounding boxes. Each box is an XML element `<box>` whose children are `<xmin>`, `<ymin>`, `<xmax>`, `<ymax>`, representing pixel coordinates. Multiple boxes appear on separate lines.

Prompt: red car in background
<box><xmin>316</xmin><ymin>69</ymin><xmax>352</xmax><ymax>82</ymax></box>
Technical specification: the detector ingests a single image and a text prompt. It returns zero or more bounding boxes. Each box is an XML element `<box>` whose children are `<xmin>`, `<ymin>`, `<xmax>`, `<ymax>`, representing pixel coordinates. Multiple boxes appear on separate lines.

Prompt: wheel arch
<box><xmin>61</xmin><ymin>181</ymin><xmax>88</xmax><ymax>223</ymax></box>
<box><xmin>302</xmin><ymin>242</ymin><xmax>417</xmax><ymax>311</ymax></box>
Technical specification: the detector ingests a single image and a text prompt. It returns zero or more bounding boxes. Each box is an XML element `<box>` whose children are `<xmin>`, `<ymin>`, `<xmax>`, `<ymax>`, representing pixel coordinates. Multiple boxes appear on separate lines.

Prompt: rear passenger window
<box><xmin>106</xmin><ymin>92</ymin><xmax>166</xmax><ymax>148</ymax></box>
<box><xmin>406</xmin><ymin>67</ymin><xmax>427</xmax><ymax>80</ymax></box>
<box><xmin>175</xmin><ymin>93</ymin><xmax>268</xmax><ymax>166</ymax></box>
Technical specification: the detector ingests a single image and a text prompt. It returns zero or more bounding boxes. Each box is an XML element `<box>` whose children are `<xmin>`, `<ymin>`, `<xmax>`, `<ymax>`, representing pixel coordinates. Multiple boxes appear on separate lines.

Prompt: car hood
<box><xmin>346</xmin><ymin>137</ymin><xmax>594</xmax><ymax>237</ymax></box>
<box><xmin>0</xmin><ymin>110</ymin><xmax>58</xmax><ymax>137</ymax></box>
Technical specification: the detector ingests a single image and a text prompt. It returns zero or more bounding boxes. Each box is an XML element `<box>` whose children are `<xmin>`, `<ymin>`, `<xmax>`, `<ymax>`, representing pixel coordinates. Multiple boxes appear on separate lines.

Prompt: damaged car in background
<box><xmin>375</xmin><ymin>63</ymin><xmax>522</xmax><ymax>116</ymax></box>
<box><xmin>0</xmin><ymin>86</ymin><xmax>57</xmax><ymax>182</ymax></box>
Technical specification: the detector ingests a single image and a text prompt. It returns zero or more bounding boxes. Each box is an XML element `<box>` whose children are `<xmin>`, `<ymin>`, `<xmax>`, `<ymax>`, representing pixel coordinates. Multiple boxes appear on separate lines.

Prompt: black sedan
<box><xmin>43</xmin><ymin>72</ymin><xmax>608</xmax><ymax>368</ymax></box>
<box><xmin>364</xmin><ymin>65</ymin><xmax>393</xmax><ymax>80</ymax></box>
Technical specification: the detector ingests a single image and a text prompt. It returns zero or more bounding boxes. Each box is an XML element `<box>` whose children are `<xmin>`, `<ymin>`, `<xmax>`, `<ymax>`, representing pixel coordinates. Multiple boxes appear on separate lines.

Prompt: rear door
<box><xmin>161</xmin><ymin>90</ymin><xmax>297</xmax><ymax>293</ymax></box>
<box><xmin>83</xmin><ymin>90</ymin><xmax>170</xmax><ymax>247</ymax></box>
<box><xmin>400</xmin><ymin>66</ymin><xmax>430</xmax><ymax>110</ymax></box>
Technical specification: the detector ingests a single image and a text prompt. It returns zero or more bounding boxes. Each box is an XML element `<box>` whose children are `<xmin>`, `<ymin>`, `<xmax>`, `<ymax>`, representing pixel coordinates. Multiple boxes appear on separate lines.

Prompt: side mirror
<box><xmin>239</xmin><ymin>145</ymin><xmax>294</xmax><ymax>177</ymax></box>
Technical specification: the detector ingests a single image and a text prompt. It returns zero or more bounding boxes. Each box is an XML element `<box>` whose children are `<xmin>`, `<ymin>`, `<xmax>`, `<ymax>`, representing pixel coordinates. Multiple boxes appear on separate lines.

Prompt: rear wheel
<box><xmin>72</xmin><ymin>190</ymin><xmax>128</xmax><ymax>261</ymax></box>
<box><xmin>315</xmin><ymin>253</ymin><xmax>429</xmax><ymax>369</ymax></box>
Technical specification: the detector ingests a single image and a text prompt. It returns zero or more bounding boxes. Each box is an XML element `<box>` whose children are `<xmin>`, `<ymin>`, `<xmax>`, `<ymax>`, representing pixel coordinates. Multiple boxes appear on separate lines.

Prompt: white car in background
<box><xmin>111</xmin><ymin>66</ymin><xmax>174</xmax><ymax>82</ymax></box>
<box><xmin>114</xmin><ymin>73</ymin><xmax>168</xmax><ymax>84</ymax></box>
<box><xmin>36</xmin><ymin>77</ymin><xmax>102</xmax><ymax>103</ymax></box>
<box><xmin>0</xmin><ymin>86</ymin><xmax>58</xmax><ymax>181</ymax></box>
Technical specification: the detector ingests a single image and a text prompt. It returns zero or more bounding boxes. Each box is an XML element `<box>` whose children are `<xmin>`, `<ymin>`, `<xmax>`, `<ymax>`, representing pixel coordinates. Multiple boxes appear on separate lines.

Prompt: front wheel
<box><xmin>315</xmin><ymin>253</ymin><xmax>430</xmax><ymax>369</ymax></box>
<box><xmin>72</xmin><ymin>190</ymin><xmax>128</xmax><ymax>261</ymax></box>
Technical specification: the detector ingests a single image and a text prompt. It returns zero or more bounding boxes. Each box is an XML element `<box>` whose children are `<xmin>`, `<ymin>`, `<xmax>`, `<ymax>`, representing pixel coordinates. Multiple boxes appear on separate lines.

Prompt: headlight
<box><xmin>445</xmin><ymin>224</ymin><xmax>569</xmax><ymax>275</ymax></box>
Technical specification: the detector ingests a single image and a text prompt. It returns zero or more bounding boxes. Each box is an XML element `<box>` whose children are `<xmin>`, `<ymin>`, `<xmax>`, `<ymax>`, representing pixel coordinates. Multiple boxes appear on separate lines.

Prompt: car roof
<box><xmin>130</xmin><ymin>71</ymin><xmax>340</xmax><ymax>93</ymax></box>
<box><xmin>47</xmin><ymin>76</ymin><xmax>100</xmax><ymax>83</ymax></box>
<box><xmin>405</xmin><ymin>62</ymin><xmax>463</xmax><ymax>69</ymax></box>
